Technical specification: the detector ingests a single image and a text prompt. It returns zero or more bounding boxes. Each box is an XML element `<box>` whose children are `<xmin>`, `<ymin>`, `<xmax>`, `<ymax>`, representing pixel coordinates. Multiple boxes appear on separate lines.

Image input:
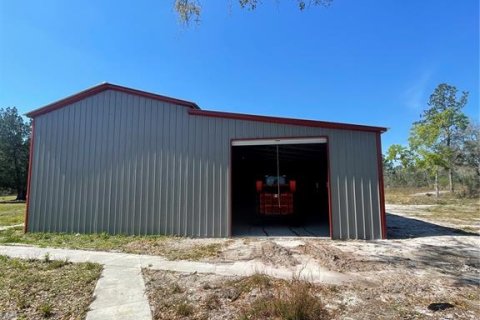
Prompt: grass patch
<box><xmin>227</xmin><ymin>273</ymin><xmax>272</xmax><ymax>296</ymax></box>
<box><xmin>386</xmin><ymin>188</ymin><xmax>479</xmax><ymax>231</ymax></box>
<box><xmin>416</xmin><ymin>204</ymin><xmax>480</xmax><ymax>228</ymax></box>
<box><xmin>0</xmin><ymin>227</ymin><xmax>153</xmax><ymax>250</ymax></box>
<box><xmin>176</xmin><ymin>301</ymin><xmax>194</xmax><ymax>317</ymax></box>
<box><xmin>0</xmin><ymin>255</ymin><xmax>102</xmax><ymax>319</ymax></box>
<box><xmin>241</xmin><ymin>280</ymin><xmax>329</xmax><ymax>320</ymax></box>
<box><xmin>385</xmin><ymin>187</ymin><xmax>478</xmax><ymax>206</ymax></box>
<box><xmin>0</xmin><ymin>201</ymin><xmax>25</xmax><ymax>226</ymax></box>
<box><xmin>0</xmin><ymin>227</ymin><xmax>222</xmax><ymax>261</ymax></box>
<box><xmin>0</xmin><ymin>195</ymin><xmax>17</xmax><ymax>202</ymax></box>
<box><xmin>159</xmin><ymin>243</ymin><xmax>222</xmax><ymax>261</ymax></box>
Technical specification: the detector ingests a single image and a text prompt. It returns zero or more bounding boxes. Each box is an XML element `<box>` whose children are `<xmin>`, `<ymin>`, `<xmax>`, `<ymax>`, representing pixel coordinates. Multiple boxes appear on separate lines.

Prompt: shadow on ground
<box><xmin>386</xmin><ymin>213</ymin><xmax>478</xmax><ymax>239</ymax></box>
<box><xmin>381</xmin><ymin>213</ymin><xmax>480</xmax><ymax>286</ymax></box>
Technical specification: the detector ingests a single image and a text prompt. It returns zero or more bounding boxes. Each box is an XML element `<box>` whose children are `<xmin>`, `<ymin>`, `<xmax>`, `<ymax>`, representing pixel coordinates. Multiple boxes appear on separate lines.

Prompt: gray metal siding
<box><xmin>28</xmin><ymin>90</ymin><xmax>383</xmax><ymax>239</ymax></box>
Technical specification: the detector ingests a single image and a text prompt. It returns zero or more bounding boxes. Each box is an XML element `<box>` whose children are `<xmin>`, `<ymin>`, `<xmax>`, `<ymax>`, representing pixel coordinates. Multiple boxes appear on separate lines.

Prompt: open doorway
<box><xmin>231</xmin><ymin>137</ymin><xmax>330</xmax><ymax>237</ymax></box>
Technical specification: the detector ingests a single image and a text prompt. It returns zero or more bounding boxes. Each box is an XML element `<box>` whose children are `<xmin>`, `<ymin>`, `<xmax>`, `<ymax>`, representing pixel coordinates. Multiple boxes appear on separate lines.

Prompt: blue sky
<box><xmin>0</xmin><ymin>0</ymin><xmax>478</xmax><ymax>151</ymax></box>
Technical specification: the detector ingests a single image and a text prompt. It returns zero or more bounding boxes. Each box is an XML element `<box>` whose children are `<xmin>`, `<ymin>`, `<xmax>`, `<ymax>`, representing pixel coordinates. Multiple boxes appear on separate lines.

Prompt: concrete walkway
<box><xmin>0</xmin><ymin>245</ymin><xmax>351</xmax><ymax>319</ymax></box>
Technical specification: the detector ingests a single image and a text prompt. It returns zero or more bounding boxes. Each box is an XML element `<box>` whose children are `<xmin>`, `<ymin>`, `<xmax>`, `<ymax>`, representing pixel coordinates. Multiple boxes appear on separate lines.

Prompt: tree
<box><xmin>457</xmin><ymin>121</ymin><xmax>480</xmax><ymax>196</ymax></box>
<box><xmin>0</xmin><ymin>107</ymin><xmax>30</xmax><ymax>200</ymax></box>
<box><xmin>174</xmin><ymin>0</ymin><xmax>333</xmax><ymax>24</ymax></box>
<box><xmin>409</xmin><ymin>83</ymin><xmax>469</xmax><ymax>195</ymax></box>
<box><xmin>386</xmin><ymin>144</ymin><xmax>415</xmax><ymax>169</ymax></box>
<box><xmin>384</xmin><ymin>144</ymin><xmax>430</xmax><ymax>189</ymax></box>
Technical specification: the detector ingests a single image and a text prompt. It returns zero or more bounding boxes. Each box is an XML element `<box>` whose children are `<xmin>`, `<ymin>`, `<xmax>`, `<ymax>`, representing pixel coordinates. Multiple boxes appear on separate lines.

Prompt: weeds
<box><xmin>47</xmin><ymin>258</ymin><xmax>70</xmax><ymax>270</ymax></box>
<box><xmin>242</xmin><ymin>280</ymin><xmax>329</xmax><ymax>320</ymax></box>
<box><xmin>204</xmin><ymin>293</ymin><xmax>221</xmax><ymax>310</ymax></box>
<box><xmin>38</xmin><ymin>302</ymin><xmax>53</xmax><ymax>317</ymax></box>
<box><xmin>0</xmin><ymin>227</ymin><xmax>221</xmax><ymax>261</ymax></box>
<box><xmin>171</xmin><ymin>283</ymin><xmax>184</xmax><ymax>294</ymax></box>
<box><xmin>0</xmin><ymin>256</ymin><xmax>102</xmax><ymax>318</ymax></box>
<box><xmin>228</xmin><ymin>273</ymin><xmax>271</xmax><ymax>295</ymax></box>
<box><xmin>176</xmin><ymin>301</ymin><xmax>194</xmax><ymax>316</ymax></box>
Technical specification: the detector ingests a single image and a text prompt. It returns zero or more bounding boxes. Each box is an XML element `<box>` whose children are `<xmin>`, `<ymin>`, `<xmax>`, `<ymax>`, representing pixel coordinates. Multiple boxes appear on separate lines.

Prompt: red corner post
<box><xmin>24</xmin><ymin>119</ymin><xmax>35</xmax><ymax>233</ymax></box>
<box><xmin>376</xmin><ymin>133</ymin><xmax>387</xmax><ymax>239</ymax></box>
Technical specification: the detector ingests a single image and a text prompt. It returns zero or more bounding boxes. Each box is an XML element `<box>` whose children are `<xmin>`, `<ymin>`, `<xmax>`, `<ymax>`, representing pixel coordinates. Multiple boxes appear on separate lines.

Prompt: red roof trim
<box><xmin>188</xmin><ymin>109</ymin><xmax>387</xmax><ymax>133</ymax></box>
<box><xmin>26</xmin><ymin>83</ymin><xmax>200</xmax><ymax>118</ymax></box>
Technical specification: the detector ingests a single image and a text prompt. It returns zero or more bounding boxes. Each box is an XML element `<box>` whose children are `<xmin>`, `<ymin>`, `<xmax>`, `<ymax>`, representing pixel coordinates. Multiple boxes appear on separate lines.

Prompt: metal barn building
<box><xmin>25</xmin><ymin>83</ymin><xmax>387</xmax><ymax>239</ymax></box>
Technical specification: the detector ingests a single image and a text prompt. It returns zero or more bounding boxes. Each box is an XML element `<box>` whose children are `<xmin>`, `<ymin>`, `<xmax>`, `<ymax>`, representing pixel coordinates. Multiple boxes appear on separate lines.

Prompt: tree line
<box><xmin>384</xmin><ymin>83</ymin><xmax>479</xmax><ymax>197</ymax></box>
<box><xmin>0</xmin><ymin>107</ymin><xmax>30</xmax><ymax>200</ymax></box>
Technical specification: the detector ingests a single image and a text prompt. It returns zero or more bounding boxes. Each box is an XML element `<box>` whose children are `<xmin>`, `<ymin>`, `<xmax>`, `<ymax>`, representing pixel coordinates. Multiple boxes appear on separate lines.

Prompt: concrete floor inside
<box><xmin>232</xmin><ymin>221</ymin><xmax>330</xmax><ymax>237</ymax></box>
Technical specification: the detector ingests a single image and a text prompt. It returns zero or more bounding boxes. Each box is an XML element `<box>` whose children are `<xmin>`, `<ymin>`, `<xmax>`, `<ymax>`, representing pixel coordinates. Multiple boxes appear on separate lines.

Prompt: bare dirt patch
<box><xmin>218</xmin><ymin>239</ymin><xmax>299</xmax><ymax>267</ymax></box>
<box><xmin>0</xmin><ymin>255</ymin><xmax>102</xmax><ymax>320</ymax></box>
<box><xmin>142</xmin><ymin>203</ymin><xmax>480</xmax><ymax>319</ymax></box>
<box><xmin>293</xmin><ymin>240</ymin><xmax>386</xmax><ymax>272</ymax></box>
<box><xmin>143</xmin><ymin>267</ymin><xmax>479</xmax><ymax>320</ymax></box>
<box><xmin>143</xmin><ymin>270</ymin><xmax>330</xmax><ymax>320</ymax></box>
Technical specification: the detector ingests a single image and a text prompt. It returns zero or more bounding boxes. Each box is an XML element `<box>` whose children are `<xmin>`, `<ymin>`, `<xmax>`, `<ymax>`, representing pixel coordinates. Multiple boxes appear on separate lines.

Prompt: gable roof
<box><xmin>188</xmin><ymin>109</ymin><xmax>387</xmax><ymax>133</ymax></box>
<box><xmin>26</xmin><ymin>82</ymin><xmax>200</xmax><ymax>118</ymax></box>
<box><xmin>26</xmin><ymin>83</ymin><xmax>387</xmax><ymax>133</ymax></box>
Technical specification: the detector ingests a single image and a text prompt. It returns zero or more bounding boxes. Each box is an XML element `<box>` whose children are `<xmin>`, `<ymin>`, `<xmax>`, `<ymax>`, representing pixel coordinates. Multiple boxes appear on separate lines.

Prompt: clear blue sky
<box><xmin>1</xmin><ymin>0</ymin><xmax>478</xmax><ymax>151</ymax></box>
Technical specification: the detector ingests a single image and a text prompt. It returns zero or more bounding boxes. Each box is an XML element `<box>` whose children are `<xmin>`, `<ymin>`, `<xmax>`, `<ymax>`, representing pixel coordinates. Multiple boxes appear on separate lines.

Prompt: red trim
<box><xmin>26</xmin><ymin>83</ymin><xmax>199</xmax><ymax>118</ymax></box>
<box><xmin>326</xmin><ymin>138</ymin><xmax>333</xmax><ymax>239</ymax></box>
<box><xmin>376</xmin><ymin>133</ymin><xmax>387</xmax><ymax>239</ymax></box>
<box><xmin>229</xmin><ymin>136</ymin><xmax>333</xmax><ymax>239</ymax></box>
<box><xmin>24</xmin><ymin>119</ymin><xmax>35</xmax><ymax>233</ymax></box>
<box><xmin>189</xmin><ymin>109</ymin><xmax>387</xmax><ymax>133</ymax></box>
<box><xmin>228</xmin><ymin>139</ymin><xmax>234</xmax><ymax>237</ymax></box>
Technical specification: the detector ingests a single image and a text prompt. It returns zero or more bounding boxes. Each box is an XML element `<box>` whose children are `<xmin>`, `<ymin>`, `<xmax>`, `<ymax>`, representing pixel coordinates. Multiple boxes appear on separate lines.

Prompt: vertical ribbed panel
<box><xmin>28</xmin><ymin>90</ymin><xmax>383</xmax><ymax>239</ymax></box>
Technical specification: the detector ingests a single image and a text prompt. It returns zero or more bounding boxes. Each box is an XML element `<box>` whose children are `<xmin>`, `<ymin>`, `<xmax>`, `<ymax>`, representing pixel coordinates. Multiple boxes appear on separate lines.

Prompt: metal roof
<box><xmin>26</xmin><ymin>83</ymin><xmax>387</xmax><ymax>133</ymax></box>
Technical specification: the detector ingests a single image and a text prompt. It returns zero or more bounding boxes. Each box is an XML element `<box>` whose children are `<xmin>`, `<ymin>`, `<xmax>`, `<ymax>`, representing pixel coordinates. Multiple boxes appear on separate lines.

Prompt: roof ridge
<box><xmin>26</xmin><ymin>83</ymin><xmax>200</xmax><ymax>117</ymax></box>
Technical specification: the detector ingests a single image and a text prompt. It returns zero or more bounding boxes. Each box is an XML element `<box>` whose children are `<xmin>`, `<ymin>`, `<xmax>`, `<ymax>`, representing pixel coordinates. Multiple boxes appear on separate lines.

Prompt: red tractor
<box><xmin>256</xmin><ymin>175</ymin><xmax>296</xmax><ymax>216</ymax></box>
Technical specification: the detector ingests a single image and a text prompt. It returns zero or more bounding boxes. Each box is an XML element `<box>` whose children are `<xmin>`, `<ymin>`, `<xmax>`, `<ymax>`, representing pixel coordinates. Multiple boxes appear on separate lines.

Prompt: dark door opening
<box><xmin>231</xmin><ymin>140</ymin><xmax>330</xmax><ymax>237</ymax></box>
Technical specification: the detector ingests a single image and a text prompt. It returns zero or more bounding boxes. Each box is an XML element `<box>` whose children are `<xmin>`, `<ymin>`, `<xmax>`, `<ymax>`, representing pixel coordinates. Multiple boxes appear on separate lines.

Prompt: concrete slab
<box><xmin>86</xmin><ymin>301</ymin><xmax>151</xmax><ymax>320</ymax></box>
<box><xmin>232</xmin><ymin>222</ymin><xmax>330</xmax><ymax>238</ymax></box>
<box><xmin>87</xmin><ymin>265</ymin><xmax>151</xmax><ymax>319</ymax></box>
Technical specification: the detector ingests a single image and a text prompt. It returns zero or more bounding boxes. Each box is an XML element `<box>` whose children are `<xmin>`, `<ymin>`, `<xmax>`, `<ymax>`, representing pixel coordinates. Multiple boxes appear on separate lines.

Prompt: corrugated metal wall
<box><xmin>28</xmin><ymin>90</ymin><xmax>383</xmax><ymax>239</ymax></box>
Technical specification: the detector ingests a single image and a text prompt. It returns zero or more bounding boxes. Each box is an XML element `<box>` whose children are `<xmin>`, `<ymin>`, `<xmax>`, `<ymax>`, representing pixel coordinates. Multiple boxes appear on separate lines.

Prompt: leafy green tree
<box><xmin>386</xmin><ymin>144</ymin><xmax>415</xmax><ymax>169</ymax></box>
<box><xmin>409</xmin><ymin>83</ymin><xmax>469</xmax><ymax>195</ymax></box>
<box><xmin>384</xmin><ymin>144</ymin><xmax>430</xmax><ymax>188</ymax></box>
<box><xmin>174</xmin><ymin>0</ymin><xmax>333</xmax><ymax>24</ymax></box>
<box><xmin>0</xmin><ymin>107</ymin><xmax>31</xmax><ymax>200</ymax></box>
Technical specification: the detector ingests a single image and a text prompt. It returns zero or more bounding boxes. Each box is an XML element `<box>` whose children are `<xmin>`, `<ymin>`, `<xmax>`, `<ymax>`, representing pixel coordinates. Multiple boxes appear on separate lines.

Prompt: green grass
<box><xmin>0</xmin><ymin>227</ymin><xmax>163</xmax><ymax>250</ymax></box>
<box><xmin>385</xmin><ymin>187</ymin><xmax>479</xmax><ymax>205</ymax></box>
<box><xmin>0</xmin><ymin>227</ymin><xmax>222</xmax><ymax>260</ymax></box>
<box><xmin>0</xmin><ymin>201</ymin><xmax>25</xmax><ymax>226</ymax></box>
<box><xmin>0</xmin><ymin>255</ymin><xmax>102</xmax><ymax>319</ymax></box>
<box><xmin>0</xmin><ymin>195</ymin><xmax>17</xmax><ymax>202</ymax></box>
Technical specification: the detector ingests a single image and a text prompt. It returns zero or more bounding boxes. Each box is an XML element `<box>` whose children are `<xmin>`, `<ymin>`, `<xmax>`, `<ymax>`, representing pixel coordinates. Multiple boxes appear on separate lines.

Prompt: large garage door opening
<box><xmin>231</xmin><ymin>138</ymin><xmax>330</xmax><ymax>237</ymax></box>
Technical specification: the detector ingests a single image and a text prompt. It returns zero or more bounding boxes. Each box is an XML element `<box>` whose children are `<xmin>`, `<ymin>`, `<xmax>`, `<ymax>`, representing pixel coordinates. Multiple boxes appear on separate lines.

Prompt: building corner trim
<box><xmin>24</xmin><ymin>119</ymin><xmax>35</xmax><ymax>233</ymax></box>
<box><xmin>376</xmin><ymin>133</ymin><xmax>387</xmax><ymax>239</ymax></box>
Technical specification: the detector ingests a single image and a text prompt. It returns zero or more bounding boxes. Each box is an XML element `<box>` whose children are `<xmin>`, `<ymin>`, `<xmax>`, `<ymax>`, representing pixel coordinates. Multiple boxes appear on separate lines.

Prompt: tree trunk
<box><xmin>448</xmin><ymin>168</ymin><xmax>454</xmax><ymax>193</ymax></box>
<box><xmin>16</xmin><ymin>189</ymin><xmax>26</xmax><ymax>201</ymax></box>
<box><xmin>435</xmin><ymin>170</ymin><xmax>439</xmax><ymax>198</ymax></box>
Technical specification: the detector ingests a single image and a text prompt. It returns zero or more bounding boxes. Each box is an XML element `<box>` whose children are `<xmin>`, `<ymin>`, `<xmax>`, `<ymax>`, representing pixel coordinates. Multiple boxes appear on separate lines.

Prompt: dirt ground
<box><xmin>143</xmin><ymin>204</ymin><xmax>480</xmax><ymax>319</ymax></box>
